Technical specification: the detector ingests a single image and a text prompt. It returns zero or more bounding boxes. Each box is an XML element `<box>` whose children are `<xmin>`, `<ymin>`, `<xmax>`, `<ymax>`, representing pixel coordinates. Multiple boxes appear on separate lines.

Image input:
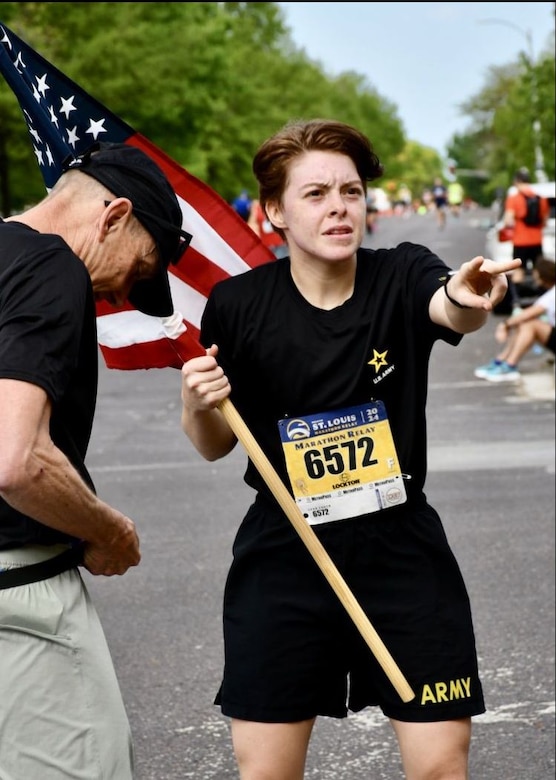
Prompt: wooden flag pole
<box><xmin>218</xmin><ymin>397</ymin><xmax>415</xmax><ymax>703</ymax></box>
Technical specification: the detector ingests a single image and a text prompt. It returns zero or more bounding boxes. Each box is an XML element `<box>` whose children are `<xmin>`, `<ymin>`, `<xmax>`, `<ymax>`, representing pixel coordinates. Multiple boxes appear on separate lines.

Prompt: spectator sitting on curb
<box><xmin>474</xmin><ymin>257</ymin><xmax>555</xmax><ymax>383</ymax></box>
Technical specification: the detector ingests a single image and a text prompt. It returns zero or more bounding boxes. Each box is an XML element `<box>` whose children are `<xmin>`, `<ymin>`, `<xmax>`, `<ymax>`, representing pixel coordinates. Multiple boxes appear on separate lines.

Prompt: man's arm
<box><xmin>0</xmin><ymin>378</ymin><xmax>140</xmax><ymax>576</ymax></box>
<box><xmin>502</xmin><ymin>193</ymin><xmax>516</xmax><ymax>227</ymax></box>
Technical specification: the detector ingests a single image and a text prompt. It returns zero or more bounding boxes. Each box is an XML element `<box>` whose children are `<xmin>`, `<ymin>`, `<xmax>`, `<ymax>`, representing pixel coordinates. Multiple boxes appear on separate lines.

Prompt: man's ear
<box><xmin>99</xmin><ymin>197</ymin><xmax>133</xmax><ymax>241</ymax></box>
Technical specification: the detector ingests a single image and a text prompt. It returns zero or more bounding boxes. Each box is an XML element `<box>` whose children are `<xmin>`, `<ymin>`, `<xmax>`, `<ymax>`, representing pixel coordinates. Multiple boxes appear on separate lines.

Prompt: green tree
<box><xmin>2</xmin><ymin>2</ymin><xmax>554</xmax><ymax>215</ymax></box>
<box><xmin>450</xmin><ymin>51</ymin><xmax>555</xmax><ymax>202</ymax></box>
<box><xmin>0</xmin><ymin>2</ymin><xmax>408</xmax><ymax>212</ymax></box>
<box><xmin>445</xmin><ymin>131</ymin><xmax>490</xmax><ymax>206</ymax></box>
<box><xmin>389</xmin><ymin>141</ymin><xmax>444</xmax><ymax>203</ymax></box>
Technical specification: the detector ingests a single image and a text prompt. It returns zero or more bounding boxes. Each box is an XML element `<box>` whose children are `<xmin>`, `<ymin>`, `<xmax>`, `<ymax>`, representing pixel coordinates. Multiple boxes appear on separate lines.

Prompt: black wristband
<box><xmin>443</xmin><ymin>276</ymin><xmax>471</xmax><ymax>309</ymax></box>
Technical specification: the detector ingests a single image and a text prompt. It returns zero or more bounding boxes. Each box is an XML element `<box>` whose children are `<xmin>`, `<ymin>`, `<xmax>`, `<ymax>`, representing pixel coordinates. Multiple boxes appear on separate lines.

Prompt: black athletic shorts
<box><xmin>214</xmin><ymin>495</ymin><xmax>486</xmax><ymax>723</ymax></box>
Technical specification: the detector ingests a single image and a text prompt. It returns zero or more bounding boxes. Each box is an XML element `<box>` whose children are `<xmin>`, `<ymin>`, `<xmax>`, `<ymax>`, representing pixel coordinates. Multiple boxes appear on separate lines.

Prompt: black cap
<box><xmin>63</xmin><ymin>143</ymin><xmax>192</xmax><ymax>316</ymax></box>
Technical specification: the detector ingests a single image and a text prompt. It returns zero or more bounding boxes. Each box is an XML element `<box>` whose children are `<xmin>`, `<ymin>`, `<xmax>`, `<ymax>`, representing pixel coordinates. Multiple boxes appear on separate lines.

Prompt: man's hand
<box><xmin>82</xmin><ymin>516</ymin><xmax>140</xmax><ymax>576</ymax></box>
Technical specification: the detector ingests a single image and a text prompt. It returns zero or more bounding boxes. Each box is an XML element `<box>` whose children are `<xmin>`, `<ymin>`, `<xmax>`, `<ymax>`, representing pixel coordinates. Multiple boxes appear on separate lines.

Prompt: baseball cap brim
<box><xmin>125</xmin><ymin>206</ymin><xmax>192</xmax><ymax>316</ymax></box>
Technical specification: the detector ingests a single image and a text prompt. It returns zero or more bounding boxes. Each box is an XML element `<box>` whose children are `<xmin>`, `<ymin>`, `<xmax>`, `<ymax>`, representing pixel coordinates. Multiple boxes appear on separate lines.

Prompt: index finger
<box><xmin>479</xmin><ymin>257</ymin><xmax>522</xmax><ymax>274</ymax></box>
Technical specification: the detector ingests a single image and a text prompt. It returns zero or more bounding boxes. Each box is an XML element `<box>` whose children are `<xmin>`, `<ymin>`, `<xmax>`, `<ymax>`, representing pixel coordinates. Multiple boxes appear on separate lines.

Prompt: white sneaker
<box><xmin>474</xmin><ymin>359</ymin><xmax>498</xmax><ymax>379</ymax></box>
<box><xmin>483</xmin><ymin>363</ymin><xmax>521</xmax><ymax>382</ymax></box>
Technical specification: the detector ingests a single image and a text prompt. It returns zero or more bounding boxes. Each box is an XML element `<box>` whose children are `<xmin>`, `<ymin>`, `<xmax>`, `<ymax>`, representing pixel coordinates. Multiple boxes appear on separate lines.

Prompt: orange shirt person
<box><xmin>503</xmin><ymin>168</ymin><xmax>550</xmax><ymax>283</ymax></box>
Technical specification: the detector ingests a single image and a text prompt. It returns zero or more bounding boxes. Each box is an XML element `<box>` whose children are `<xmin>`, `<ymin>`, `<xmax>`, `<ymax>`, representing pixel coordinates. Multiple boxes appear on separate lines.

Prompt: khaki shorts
<box><xmin>0</xmin><ymin>545</ymin><xmax>134</xmax><ymax>779</ymax></box>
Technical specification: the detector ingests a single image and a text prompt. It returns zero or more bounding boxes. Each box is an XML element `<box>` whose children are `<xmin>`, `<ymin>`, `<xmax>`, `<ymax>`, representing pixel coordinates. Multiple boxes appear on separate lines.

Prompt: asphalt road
<box><xmin>84</xmin><ymin>205</ymin><xmax>555</xmax><ymax>779</ymax></box>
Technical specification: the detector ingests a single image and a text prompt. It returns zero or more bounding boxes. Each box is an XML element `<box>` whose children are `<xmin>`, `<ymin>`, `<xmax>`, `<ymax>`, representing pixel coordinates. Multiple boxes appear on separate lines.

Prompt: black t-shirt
<box><xmin>201</xmin><ymin>244</ymin><xmax>460</xmax><ymax>506</ymax></box>
<box><xmin>0</xmin><ymin>219</ymin><xmax>98</xmax><ymax>548</ymax></box>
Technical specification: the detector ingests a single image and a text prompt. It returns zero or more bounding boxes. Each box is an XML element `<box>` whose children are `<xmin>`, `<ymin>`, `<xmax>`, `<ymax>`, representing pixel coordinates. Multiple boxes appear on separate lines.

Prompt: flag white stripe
<box><xmin>97</xmin><ymin>310</ymin><xmax>170</xmax><ymax>348</ymax></box>
<box><xmin>168</xmin><ymin>276</ymin><xmax>207</xmax><ymax>331</ymax></box>
<box><xmin>178</xmin><ymin>195</ymin><xmax>254</xmax><ymax>276</ymax></box>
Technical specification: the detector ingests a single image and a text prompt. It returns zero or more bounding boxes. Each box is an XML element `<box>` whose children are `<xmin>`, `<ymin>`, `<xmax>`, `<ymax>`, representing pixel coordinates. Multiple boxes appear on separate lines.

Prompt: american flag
<box><xmin>0</xmin><ymin>22</ymin><xmax>274</xmax><ymax>370</ymax></box>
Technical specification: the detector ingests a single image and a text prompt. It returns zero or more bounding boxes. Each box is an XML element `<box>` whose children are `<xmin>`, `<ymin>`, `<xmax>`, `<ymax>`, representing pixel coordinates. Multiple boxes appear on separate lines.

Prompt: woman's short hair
<box><xmin>253</xmin><ymin>119</ymin><xmax>384</xmax><ymax>212</ymax></box>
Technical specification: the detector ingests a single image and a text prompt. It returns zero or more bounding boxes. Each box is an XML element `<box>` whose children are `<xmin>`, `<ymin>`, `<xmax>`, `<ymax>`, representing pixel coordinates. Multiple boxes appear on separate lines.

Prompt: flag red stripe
<box><xmin>99</xmin><ymin>324</ymin><xmax>203</xmax><ymax>370</ymax></box>
<box><xmin>170</xmin><ymin>245</ymin><xmax>230</xmax><ymax>298</ymax></box>
<box><xmin>99</xmin><ymin>341</ymin><xmax>183</xmax><ymax>370</ymax></box>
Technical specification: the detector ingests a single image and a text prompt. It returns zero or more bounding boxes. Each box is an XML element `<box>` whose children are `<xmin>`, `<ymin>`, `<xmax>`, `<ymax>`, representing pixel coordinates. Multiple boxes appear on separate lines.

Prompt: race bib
<box><xmin>278</xmin><ymin>401</ymin><xmax>407</xmax><ymax>525</ymax></box>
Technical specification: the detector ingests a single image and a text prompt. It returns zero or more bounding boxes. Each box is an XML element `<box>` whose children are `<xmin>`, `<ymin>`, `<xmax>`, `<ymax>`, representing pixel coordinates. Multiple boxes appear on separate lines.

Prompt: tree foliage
<box><xmin>451</xmin><ymin>45</ymin><xmax>555</xmax><ymax>202</ymax></box>
<box><xmin>1</xmin><ymin>2</ymin><xmax>554</xmax><ymax>214</ymax></box>
<box><xmin>0</xmin><ymin>2</ymin><xmax>408</xmax><ymax>212</ymax></box>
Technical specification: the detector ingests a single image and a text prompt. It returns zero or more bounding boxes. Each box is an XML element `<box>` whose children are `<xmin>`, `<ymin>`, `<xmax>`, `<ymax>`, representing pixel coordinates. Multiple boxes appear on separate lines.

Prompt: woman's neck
<box><xmin>290</xmin><ymin>255</ymin><xmax>357</xmax><ymax>310</ymax></box>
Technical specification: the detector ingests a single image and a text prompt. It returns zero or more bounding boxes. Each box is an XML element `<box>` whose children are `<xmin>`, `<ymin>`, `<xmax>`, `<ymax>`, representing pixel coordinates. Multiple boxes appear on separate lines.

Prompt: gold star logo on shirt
<box><xmin>368</xmin><ymin>349</ymin><xmax>388</xmax><ymax>373</ymax></box>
